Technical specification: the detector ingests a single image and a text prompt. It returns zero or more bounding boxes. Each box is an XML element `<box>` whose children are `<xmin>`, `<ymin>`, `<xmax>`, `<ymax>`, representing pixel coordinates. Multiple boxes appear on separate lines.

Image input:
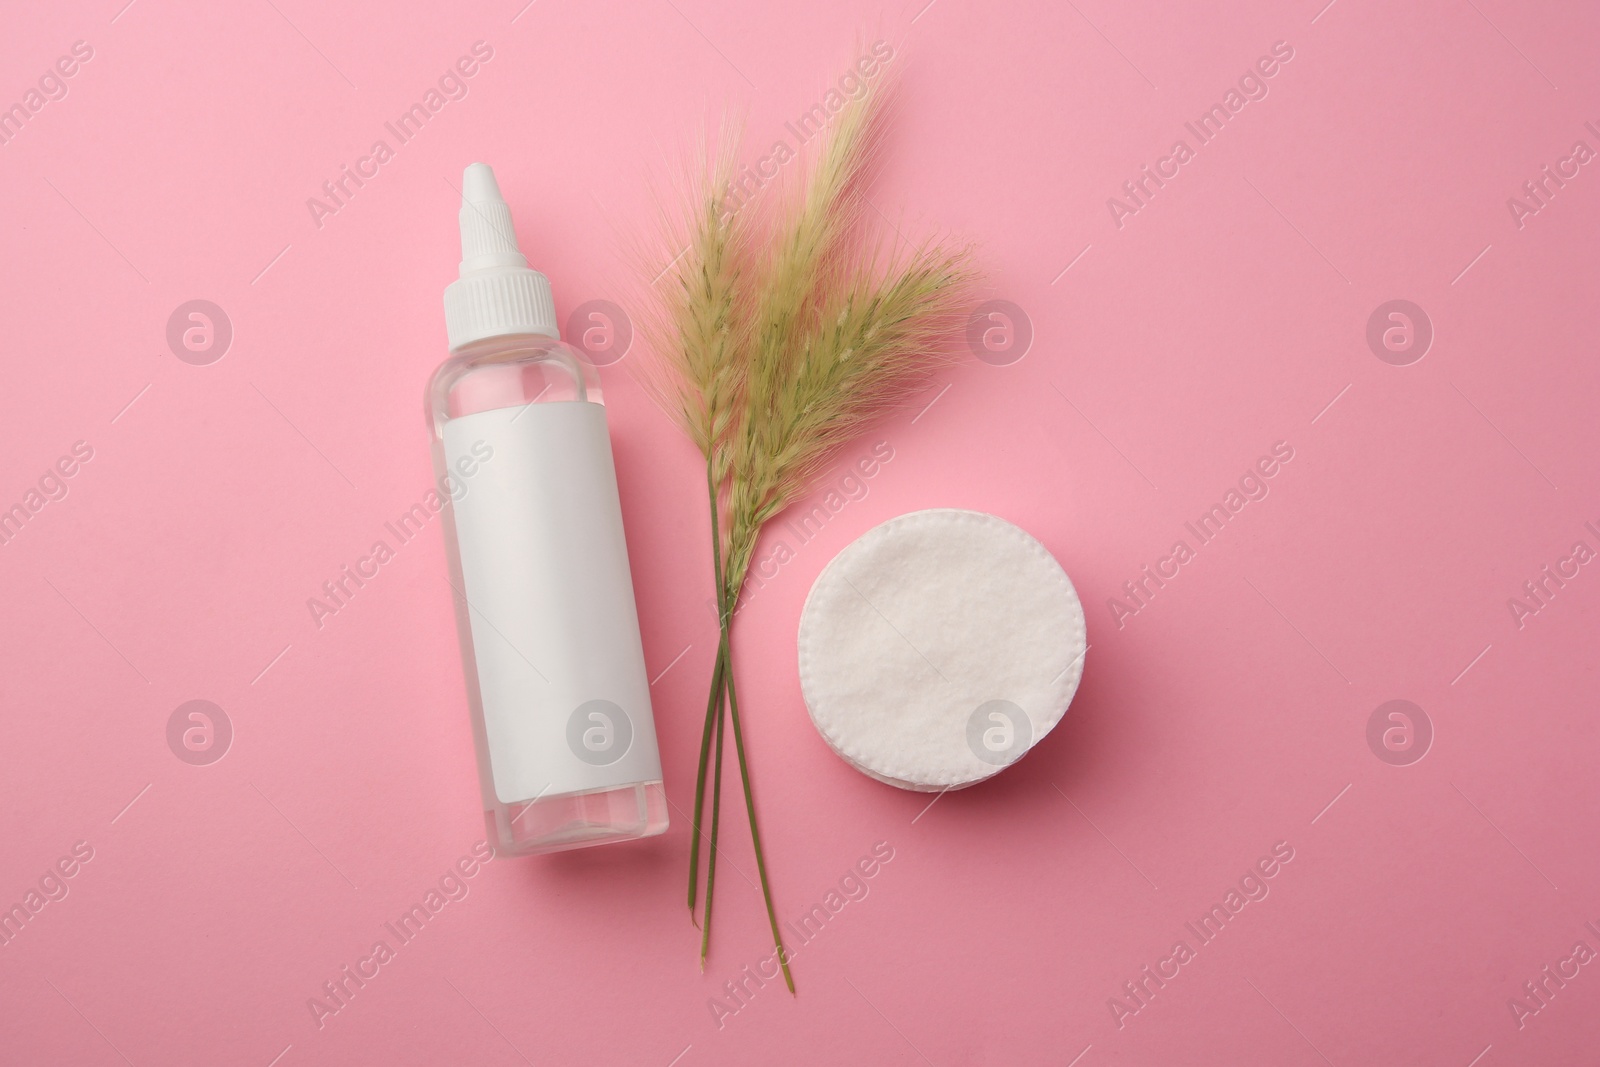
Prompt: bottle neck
<box><xmin>450</xmin><ymin>331</ymin><xmax>562</xmax><ymax>359</ymax></box>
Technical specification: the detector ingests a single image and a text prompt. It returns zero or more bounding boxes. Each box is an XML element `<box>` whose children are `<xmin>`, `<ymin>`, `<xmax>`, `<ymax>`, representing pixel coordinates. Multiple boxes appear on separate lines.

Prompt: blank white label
<box><xmin>443</xmin><ymin>401</ymin><xmax>662</xmax><ymax>803</ymax></box>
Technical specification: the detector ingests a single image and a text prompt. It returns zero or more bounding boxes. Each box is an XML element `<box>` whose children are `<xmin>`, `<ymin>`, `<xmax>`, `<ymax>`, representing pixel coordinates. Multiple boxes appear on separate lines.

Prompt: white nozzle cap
<box><xmin>444</xmin><ymin>163</ymin><xmax>558</xmax><ymax>350</ymax></box>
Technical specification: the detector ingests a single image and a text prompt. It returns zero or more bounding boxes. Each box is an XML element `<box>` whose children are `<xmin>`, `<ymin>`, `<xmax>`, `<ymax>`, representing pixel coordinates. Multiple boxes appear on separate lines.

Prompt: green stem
<box><xmin>720</xmin><ymin>628</ymin><xmax>795</xmax><ymax>993</ymax></box>
<box><xmin>689</xmin><ymin>457</ymin><xmax>730</xmax><ymax>917</ymax></box>
<box><xmin>700</xmin><ymin>648</ymin><xmax>727</xmax><ymax>968</ymax></box>
<box><xmin>687</xmin><ymin>643</ymin><xmax>726</xmax><ymax>917</ymax></box>
<box><xmin>697</xmin><ymin>456</ymin><xmax>795</xmax><ymax>991</ymax></box>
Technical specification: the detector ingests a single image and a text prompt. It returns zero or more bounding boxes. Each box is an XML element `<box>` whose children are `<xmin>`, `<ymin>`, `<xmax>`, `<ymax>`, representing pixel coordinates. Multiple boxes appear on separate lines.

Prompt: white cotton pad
<box><xmin>797</xmin><ymin>509</ymin><xmax>1087</xmax><ymax>791</ymax></box>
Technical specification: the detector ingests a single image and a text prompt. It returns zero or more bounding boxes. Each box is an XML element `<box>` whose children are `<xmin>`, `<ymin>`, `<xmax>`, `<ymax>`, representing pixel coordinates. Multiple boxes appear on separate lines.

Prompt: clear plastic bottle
<box><xmin>428</xmin><ymin>164</ymin><xmax>667</xmax><ymax>855</ymax></box>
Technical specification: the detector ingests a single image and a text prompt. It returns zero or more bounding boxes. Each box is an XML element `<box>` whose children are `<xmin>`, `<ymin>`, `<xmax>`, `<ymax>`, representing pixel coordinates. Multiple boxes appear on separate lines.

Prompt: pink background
<box><xmin>3</xmin><ymin>0</ymin><xmax>1598</xmax><ymax>1063</ymax></box>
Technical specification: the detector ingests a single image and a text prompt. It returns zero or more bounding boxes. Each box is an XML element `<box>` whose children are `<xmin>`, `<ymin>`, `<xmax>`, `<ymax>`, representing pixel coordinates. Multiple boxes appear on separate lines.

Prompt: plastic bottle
<box><xmin>427</xmin><ymin>163</ymin><xmax>667</xmax><ymax>855</ymax></box>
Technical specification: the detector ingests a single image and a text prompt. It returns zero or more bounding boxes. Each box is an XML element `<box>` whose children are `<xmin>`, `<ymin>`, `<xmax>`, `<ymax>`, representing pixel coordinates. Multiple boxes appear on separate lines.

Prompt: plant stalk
<box><xmin>699</xmin><ymin>650</ymin><xmax>726</xmax><ymax>968</ymax></box>
<box><xmin>689</xmin><ymin>457</ymin><xmax>729</xmax><ymax>917</ymax></box>
<box><xmin>687</xmin><ymin>641</ymin><xmax>725</xmax><ymax>917</ymax></box>
<box><xmin>719</xmin><ymin>626</ymin><xmax>795</xmax><ymax>993</ymax></box>
<box><xmin>707</xmin><ymin>467</ymin><xmax>795</xmax><ymax>993</ymax></box>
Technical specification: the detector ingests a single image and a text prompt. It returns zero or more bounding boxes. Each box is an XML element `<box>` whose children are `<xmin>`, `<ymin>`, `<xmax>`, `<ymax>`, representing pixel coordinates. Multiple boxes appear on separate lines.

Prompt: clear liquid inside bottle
<box><xmin>428</xmin><ymin>333</ymin><xmax>668</xmax><ymax>855</ymax></box>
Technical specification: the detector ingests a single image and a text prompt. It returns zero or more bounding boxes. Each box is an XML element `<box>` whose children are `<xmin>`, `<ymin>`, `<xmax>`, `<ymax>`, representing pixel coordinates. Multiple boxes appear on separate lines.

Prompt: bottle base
<box><xmin>487</xmin><ymin>781</ymin><xmax>669</xmax><ymax>856</ymax></box>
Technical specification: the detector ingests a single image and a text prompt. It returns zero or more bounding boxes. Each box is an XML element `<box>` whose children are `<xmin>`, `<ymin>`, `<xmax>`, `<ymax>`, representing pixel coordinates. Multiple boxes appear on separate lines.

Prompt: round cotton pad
<box><xmin>797</xmin><ymin>509</ymin><xmax>1087</xmax><ymax>791</ymax></box>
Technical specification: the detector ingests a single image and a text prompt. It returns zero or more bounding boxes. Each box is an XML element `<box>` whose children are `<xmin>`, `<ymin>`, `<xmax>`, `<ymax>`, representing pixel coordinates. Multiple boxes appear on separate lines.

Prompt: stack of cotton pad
<box><xmin>797</xmin><ymin>509</ymin><xmax>1087</xmax><ymax>791</ymax></box>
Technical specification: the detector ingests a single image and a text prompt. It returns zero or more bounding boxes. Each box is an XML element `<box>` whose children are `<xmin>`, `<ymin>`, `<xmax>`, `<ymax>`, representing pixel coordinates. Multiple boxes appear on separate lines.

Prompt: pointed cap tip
<box><xmin>462</xmin><ymin>162</ymin><xmax>503</xmax><ymax>204</ymax></box>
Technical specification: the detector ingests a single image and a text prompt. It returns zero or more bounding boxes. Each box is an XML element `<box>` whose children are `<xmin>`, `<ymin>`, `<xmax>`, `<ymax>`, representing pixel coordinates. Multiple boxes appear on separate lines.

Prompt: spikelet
<box><xmin>636</xmin><ymin>119</ymin><xmax>753</xmax><ymax>488</ymax></box>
